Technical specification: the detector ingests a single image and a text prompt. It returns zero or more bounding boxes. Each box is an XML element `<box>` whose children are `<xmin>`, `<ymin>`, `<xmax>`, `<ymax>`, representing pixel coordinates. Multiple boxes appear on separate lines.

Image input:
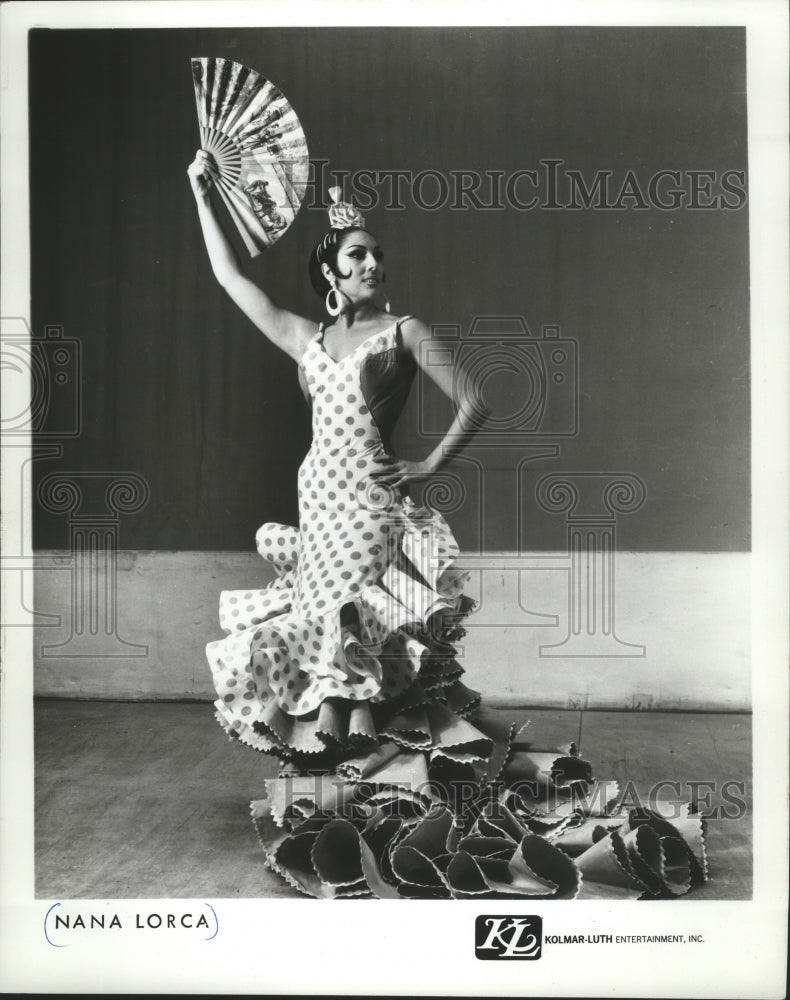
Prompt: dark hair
<box><xmin>308</xmin><ymin>226</ymin><xmax>367</xmax><ymax>298</ymax></box>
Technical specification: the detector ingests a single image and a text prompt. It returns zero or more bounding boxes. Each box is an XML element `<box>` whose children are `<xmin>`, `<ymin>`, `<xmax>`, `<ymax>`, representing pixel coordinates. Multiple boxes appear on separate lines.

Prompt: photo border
<box><xmin>1</xmin><ymin>1</ymin><xmax>787</xmax><ymax>996</ymax></box>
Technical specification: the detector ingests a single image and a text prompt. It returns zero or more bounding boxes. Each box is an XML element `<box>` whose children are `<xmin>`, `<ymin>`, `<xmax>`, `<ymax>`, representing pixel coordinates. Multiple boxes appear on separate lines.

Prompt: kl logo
<box><xmin>475</xmin><ymin>915</ymin><xmax>543</xmax><ymax>960</ymax></box>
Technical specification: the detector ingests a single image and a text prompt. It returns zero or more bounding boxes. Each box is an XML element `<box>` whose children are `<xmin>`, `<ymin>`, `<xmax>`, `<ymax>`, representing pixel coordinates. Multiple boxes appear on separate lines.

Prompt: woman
<box><xmin>188</xmin><ymin>151</ymin><xmax>707</xmax><ymax>900</ymax></box>
<box><xmin>189</xmin><ymin>149</ymin><xmax>493</xmax><ymax>774</ymax></box>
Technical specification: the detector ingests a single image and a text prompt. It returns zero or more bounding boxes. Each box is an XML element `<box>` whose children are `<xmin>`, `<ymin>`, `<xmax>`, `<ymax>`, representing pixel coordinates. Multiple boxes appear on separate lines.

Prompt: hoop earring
<box><xmin>377</xmin><ymin>291</ymin><xmax>391</xmax><ymax>314</ymax></box>
<box><xmin>325</xmin><ymin>285</ymin><xmax>342</xmax><ymax>316</ymax></box>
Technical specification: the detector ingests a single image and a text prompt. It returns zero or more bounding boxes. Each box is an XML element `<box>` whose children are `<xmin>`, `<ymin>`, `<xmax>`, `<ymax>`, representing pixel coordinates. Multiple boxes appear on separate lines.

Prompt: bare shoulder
<box><xmin>397</xmin><ymin>315</ymin><xmax>433</xmax><ymax>356</ymax></box>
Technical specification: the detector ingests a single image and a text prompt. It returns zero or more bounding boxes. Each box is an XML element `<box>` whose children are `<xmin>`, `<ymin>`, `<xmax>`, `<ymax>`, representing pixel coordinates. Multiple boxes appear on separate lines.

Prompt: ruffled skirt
<box><xmin>207</xmin><ymin>501</ymin><xmax>708</xmax><ymax>899</ymax></box>
<box><xmin>207</xmin><ymin>500</ymin><xmax>491</xmax><ymax>766</ymax></box>
<box><xmin>249</xmin><ymin>710</ymin><xmax>708</xmax><ymax>900</ymax></box>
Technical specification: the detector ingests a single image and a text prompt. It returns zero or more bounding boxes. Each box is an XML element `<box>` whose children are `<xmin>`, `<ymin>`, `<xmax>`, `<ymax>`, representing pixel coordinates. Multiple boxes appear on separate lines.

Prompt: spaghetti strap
<box><xmin>297</xmin><ymin>324</ymin><xmax>324</xmax><ymax>369</ymax></box>
<box><xmin>394</xmin><ymin>315</ymin><xmax>414</xmax><ymax>353</ymax></box>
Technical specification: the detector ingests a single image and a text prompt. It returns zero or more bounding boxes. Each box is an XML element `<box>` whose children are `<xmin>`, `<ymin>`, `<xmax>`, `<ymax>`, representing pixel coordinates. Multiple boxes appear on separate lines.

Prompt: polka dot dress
<box><xmin>206</xmin><ymin>322</ymin><xmax>473</xmax><ymax>756</ymax></box>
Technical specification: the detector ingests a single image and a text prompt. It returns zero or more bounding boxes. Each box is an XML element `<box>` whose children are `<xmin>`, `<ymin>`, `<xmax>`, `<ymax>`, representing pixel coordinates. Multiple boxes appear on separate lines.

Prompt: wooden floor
<box><xmin>34</xmin><ymin>700</ymin><xmax>752</xmax><ymax>900</ymax></box>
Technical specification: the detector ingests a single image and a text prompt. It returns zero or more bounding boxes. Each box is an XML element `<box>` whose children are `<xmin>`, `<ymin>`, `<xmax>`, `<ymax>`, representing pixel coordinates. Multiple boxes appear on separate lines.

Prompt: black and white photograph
<box><xmin>0</xmin><ymin>0</ymin><xmax>787</xmax><ymax>995</ymax></box>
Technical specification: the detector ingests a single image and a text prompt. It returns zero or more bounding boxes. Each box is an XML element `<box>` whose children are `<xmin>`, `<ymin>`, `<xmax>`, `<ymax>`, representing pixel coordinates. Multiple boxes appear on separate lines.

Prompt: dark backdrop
<box><xmin>30</xmin><ymin>26</ymin><xmax>750</xmax><ymax>552</ymax></box>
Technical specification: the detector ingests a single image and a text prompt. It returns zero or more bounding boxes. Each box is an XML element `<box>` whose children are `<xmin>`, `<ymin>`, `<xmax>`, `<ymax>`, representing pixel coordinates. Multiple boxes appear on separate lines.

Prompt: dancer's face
<box><xmin>331</xmin><ymin>230</ymin><xmax>384</xmax><ymax>305</ymax></box>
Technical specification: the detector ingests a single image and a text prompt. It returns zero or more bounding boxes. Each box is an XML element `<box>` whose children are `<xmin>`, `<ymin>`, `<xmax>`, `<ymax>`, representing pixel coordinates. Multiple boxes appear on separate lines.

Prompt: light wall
<box><xmin>32</xmin><ymin>549</ymin><xmax>750</xmax><ymax>711</ymax></box>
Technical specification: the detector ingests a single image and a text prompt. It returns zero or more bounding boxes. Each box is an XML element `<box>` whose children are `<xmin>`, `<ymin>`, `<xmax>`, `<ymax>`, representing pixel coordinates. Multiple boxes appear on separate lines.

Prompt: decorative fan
<box><xmin>191</xmin><ymin>57</ymin><xmax>310</xmax><ymax>256</ymax></box>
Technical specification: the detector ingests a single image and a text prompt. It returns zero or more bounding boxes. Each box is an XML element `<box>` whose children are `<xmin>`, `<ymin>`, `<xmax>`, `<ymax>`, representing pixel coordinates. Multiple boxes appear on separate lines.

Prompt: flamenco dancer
<box><xmin>189</xmin><ymin>149</ymin><xmax>708</xmax><ymax>900</ymax></box>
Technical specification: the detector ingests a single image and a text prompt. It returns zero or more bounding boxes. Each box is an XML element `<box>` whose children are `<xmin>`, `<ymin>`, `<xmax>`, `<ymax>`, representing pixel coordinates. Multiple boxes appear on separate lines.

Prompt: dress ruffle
<box><xmin>250</xmin><ymin>717</ymin><xmax>709</xmax><ymax>900</ymax></box>
<box><xmin>207</xmin><ymin>499</ymin><xmax>483</xmax><ymax>762</ymax></box>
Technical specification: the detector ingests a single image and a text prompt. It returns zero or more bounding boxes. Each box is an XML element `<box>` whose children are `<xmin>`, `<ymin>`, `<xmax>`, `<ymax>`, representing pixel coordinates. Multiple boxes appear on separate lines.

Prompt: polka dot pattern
<box><xmin>206</xmin><ymin>322</ymin><xmax>474</xmax><ymax>754</ymax></box>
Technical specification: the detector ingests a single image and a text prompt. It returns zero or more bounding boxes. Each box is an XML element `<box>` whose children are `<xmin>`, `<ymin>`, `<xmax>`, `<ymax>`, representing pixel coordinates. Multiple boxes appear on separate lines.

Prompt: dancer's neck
<box><xmin>335</xmin><ymin>303</ymin><xmax>383</xmax><ymax>329</ymax></box>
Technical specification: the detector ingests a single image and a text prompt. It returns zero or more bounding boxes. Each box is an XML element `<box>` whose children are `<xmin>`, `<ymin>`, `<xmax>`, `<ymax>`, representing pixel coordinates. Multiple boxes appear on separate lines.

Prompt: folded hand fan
<box><xmin>191</xmin><ymin>57</ymin><xmax>310</xmax><ymax>255</ymax></box>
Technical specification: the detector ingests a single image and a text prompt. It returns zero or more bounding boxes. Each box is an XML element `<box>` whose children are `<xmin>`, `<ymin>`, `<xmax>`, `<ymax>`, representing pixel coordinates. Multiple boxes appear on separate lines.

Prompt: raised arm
<box><xmin>187</xmin><ymin>150</ymin><xmax>316</xmax><ymax>362</ymax></box>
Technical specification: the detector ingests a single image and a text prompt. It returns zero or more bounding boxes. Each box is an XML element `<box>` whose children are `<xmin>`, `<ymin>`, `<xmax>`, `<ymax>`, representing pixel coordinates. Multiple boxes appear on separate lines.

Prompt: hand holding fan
<box><xmin>191</xmin><ymin>57</ymin><xmax>310</xmax><ymax>256</ymax></box>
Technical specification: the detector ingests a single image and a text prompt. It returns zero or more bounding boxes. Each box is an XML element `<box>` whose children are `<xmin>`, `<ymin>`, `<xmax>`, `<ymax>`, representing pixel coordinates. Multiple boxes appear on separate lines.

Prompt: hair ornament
<box><xmin>328</xmin><ymin>185</ymin><xmax>365</xmax><ymax>229</ymax></box>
